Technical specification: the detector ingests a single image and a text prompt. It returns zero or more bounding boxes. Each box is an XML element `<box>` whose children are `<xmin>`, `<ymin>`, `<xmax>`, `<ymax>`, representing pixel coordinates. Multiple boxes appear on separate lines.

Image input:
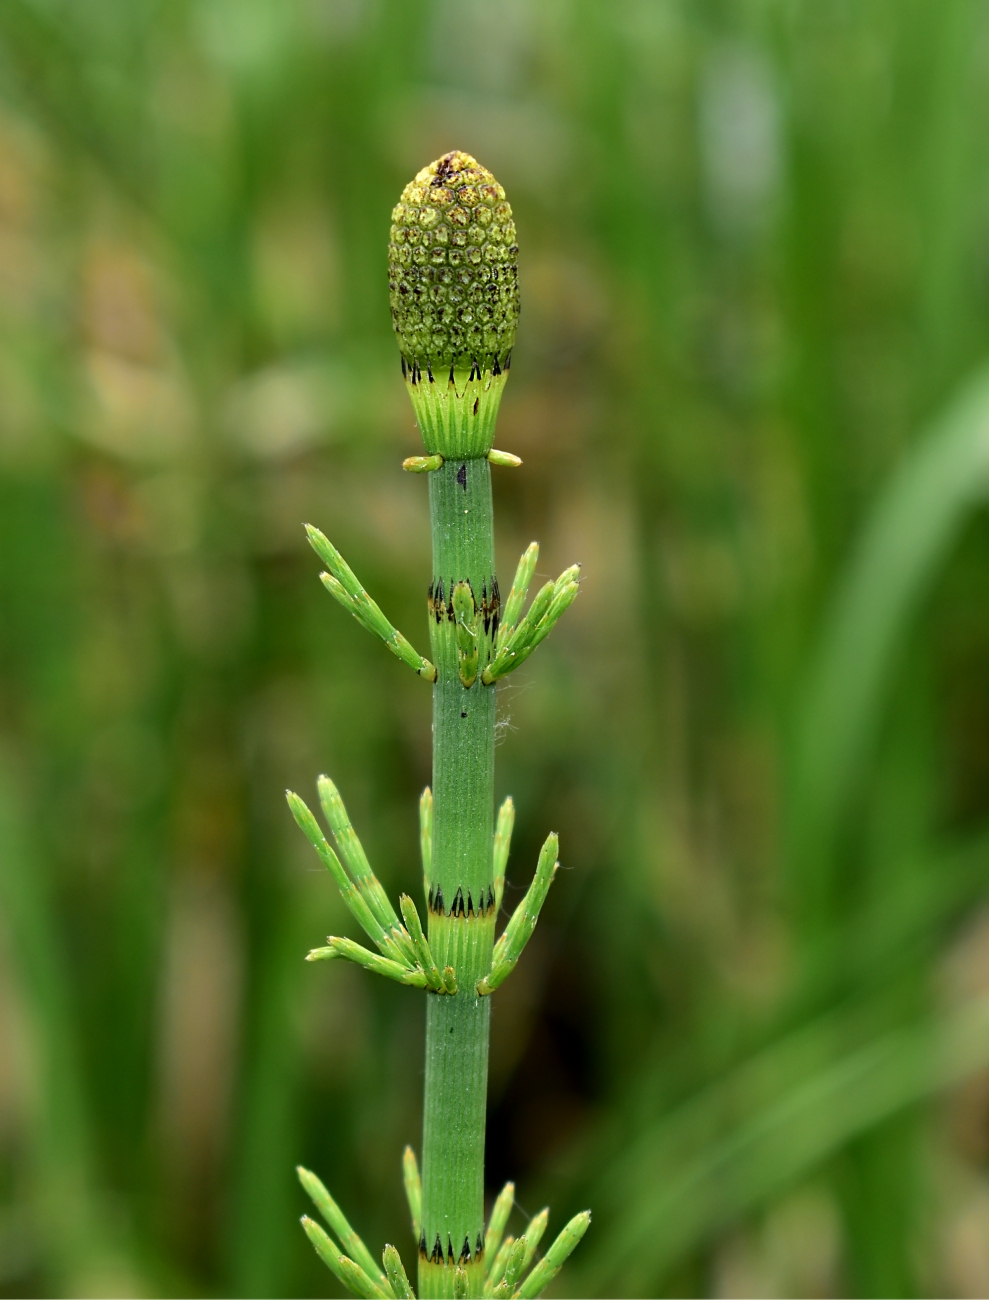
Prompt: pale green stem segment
<box><xmin>403</xmin><ymin>1146</ymin><xmax>423</xmax><ymax>1242</ymax></box>
<box><xmin>298</xmin><ymin>1166</ymin><xmax>390</xmax><ymax>1290</ymax></box>
<box><xmin>454</xmin><ymin>1266</ymin><xmax>468</xmax><ymax>1298</ymax></box>
<box><xmin>514</xmin><ymin>1212</ymin><xmax>592</xmax><ymax>1299</ymax></box>
<box><xmin>483</xmin><ymin>565</ymin><xmax>580</xmax><ymax>684</ymax></box>
<box><xmin>478</xmin><ymin>834</ymin><xmax>559</xmax><ymax>996</ymax></box>
<box><xmin>383</xmin><ymin>1245</ymin><xmax>416</xmax><ymax>1299</ymax></box>
<box><xmin>306</xmin><ymin>523</ymin><xmax>437</xmax><ymax>681</ymax></box>
<box><xmin>492</xmin><ymin>801</ymin><xmax>514</xmax><ymax>917</ymax></box>
<box><xmin>301</xmin><ymin>1217</ymin><xmax>390</xmax><ymax>1300</ymax></box>
<box><xmin>306</xmin><ymin>937</ymin><xmax>428</xmax><ymax>987</ymax></box>
<box><xmin>420</xmin><ymin>788</ymin><xmax>433</xmax><ymax>898</ymax></box>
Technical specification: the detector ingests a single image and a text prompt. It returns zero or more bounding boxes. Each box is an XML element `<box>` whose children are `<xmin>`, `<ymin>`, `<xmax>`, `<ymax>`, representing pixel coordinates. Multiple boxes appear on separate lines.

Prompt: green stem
<box><xmin>420</xmin><ymin>456</ymin><xmax>498</xmax><ymax>1298</ymax></box>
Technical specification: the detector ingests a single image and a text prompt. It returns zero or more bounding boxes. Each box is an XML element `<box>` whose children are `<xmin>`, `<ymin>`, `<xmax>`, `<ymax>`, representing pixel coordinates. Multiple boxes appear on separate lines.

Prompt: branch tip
<box><xmin>403</xmin><ymin>453</ymin><xmax>444</xmax><ymax>472</ymax></box>
<box><xmin>488</xmin><ymin>448</ymin><xmax>522</xmax><ymax>467</ymax></box>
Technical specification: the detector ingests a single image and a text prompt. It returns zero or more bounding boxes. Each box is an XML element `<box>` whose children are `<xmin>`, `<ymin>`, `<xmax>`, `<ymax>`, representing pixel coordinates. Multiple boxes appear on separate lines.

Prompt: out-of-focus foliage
<box><xmin>2</xmin><ymin>1</ymin><xmax>989</xmax><ymax>1296</ymax></box>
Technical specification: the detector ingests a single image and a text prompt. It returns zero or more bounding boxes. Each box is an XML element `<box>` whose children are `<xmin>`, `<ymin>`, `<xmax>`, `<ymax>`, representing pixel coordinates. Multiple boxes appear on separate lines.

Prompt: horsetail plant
<box><xmin>289</xmin><ymin>152</ymin><xmax>590</xmax><ymax>1299</ymax></box>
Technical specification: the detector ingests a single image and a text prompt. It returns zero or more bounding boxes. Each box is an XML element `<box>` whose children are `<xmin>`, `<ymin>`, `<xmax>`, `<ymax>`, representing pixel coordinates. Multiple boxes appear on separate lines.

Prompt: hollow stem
<box><xmin>420</xmin><ymin>453</ymin><xmax>498</xmax><ymax>1298</ymax></box>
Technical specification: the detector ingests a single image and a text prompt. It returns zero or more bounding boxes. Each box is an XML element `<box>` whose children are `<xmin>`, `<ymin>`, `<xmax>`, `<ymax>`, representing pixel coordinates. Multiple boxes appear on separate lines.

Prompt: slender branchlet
<box><xmin>291</xmin><ymin>151</ymin><xmax>588</xmax><ymax>1298</ymax></box>
<box><xmin>492</xmin><ymin>799</ymin><xmax>514</xmax><ymax>917</ymax></box>
<box><xmin>497</xmin><ymin>1238</ymin><xmax>528</xmax><ymax>1297</ymax></box>
<box><xmin>384</xmin><ymin>1245</ymin><xmax>416</xmax><ymax>1299</ymax></box>
<box><xmin>478</xmin><ymin>834</ymin><xmax>559</xmax><ymax>996</ymax></box>
<box><xmin>514</xmin><ymin>1213</ymin><xmax>591</xmax><ymax>1298</ymax></box>
<box><xmin>306</xmin><ymin>524</ymin><xmax>436</xmax><ymax>681</ymax></box>
<box><xmin>301</xmin><ymin>1217</ymin><xmax>389</xmax><ymax>1299</ymax></box>
<box><xmin>298</xmin><ymin>1166</ymin><xmax>389</xmax><ymax>1289</ymax></box>
<box><xmin>518</xmin><ymin>1210</ymin><xmax>549</xmax><ymax>1275</ymax></box>
<box><xmin>419</xmin><ymin>787</ymin><xmax>433</xmax><ymax>899</ymax></box>
<box><xmin>485</xmin><ymin>1234</ymin><xmax>515</xmax><ymax>1295</ymax></box>
<box><xmin>403</xmin><ymin>1146</ymin><xmax>423</xmax><ymax>1242</ymax></box>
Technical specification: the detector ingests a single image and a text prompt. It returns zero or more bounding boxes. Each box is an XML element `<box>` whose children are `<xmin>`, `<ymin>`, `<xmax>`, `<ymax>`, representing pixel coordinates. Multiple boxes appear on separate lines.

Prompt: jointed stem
<box><xmin>294</xmin><ymin>151</ymin><xmax>590</xmax><ymax>1300</ymax></box>
<box><xmin>420</xmin><ymin>456</ymin><xmax>498</xmax><ymax>1297</ymax></box>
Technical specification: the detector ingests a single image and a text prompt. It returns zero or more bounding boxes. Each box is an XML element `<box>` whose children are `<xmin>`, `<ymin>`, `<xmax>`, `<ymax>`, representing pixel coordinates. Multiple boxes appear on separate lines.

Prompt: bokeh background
<box><xmin>3</xmin><ymin>1</ymin><xmax>989</xmax><ymax>1295</ymax></box>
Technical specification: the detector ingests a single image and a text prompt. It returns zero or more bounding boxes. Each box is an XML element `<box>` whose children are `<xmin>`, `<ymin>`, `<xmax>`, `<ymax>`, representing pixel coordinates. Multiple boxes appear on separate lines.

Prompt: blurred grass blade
<box><xmin>581</xmin><ymin>987</ymin><xmax>989</xmax><ymax>1294</ymax></box>
<box><xmin>0</xmin><ymin>750</ymin><xmax>129</xmax><ymax>1288</ymax></box>
<box><xmin>792</xmin><ymin>366</ymin><xmax>989</xmax><ymax>884</ymax></box>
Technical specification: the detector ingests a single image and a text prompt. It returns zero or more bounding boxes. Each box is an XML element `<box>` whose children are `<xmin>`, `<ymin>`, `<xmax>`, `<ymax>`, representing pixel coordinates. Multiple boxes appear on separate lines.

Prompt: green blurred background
<box><xmin>3</xmin><ymin>1</ymin><xmax>989</xmax><ymax>1295</ymax></box>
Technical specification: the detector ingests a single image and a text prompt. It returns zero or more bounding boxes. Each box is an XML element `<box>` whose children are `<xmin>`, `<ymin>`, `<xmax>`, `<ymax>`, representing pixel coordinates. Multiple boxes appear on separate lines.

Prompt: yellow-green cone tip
<box><xmin>388</xmin><ymin>151</ymin><xmax>519</xmax><ymax>379</ymax></box>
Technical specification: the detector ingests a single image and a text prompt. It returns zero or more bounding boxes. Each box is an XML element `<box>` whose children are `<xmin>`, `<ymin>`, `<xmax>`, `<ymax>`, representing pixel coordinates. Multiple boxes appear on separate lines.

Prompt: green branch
<box><xmin>483</xmin><ymin>561</ymin><xmax>581</xmax><ymax>684</ymax></box>
<box><xmin>287</xmin><ymin>785</ymin><xmax>451</xmax><ymax>993</ymax></box>
<box><xmin>306</xmin><ymin>524</ymin><xmax>436</xmax><ymax>681</ymax></box>
<box><xmin>478</xmin><ymin>835</ymin><xmax>559</xmax><ymax>995</ymax></box>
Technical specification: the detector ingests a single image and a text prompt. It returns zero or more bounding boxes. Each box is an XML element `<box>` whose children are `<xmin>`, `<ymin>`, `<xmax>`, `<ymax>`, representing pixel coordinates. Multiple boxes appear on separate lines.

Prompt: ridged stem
<box><xmin>420</xmin><ymin>456</ymin><xmax>498</xmax><ymax>1299</ymax></box>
